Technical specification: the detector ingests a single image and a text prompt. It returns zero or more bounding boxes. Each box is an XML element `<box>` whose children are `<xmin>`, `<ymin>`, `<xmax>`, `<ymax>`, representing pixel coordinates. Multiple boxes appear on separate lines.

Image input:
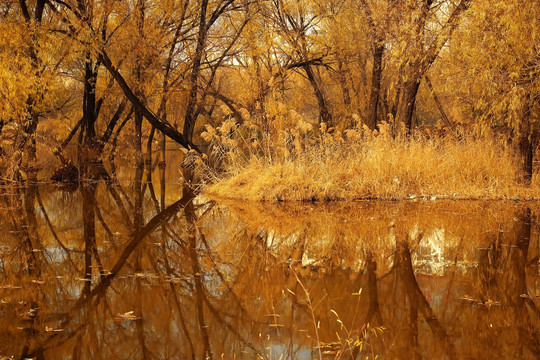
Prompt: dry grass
<box><xmin>205</xmin><ymin>128</ymin><xmax>539</xmax><ymax>201</ymax></box>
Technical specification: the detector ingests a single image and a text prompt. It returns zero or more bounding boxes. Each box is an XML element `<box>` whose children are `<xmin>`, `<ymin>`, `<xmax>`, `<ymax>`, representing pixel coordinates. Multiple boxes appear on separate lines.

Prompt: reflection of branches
<box><xmin>200</xmin><ymin>290</ymin><xmax>260</xmax><ymax>353</ymax></box>
<box><xmin>35</xmin><ymin>188</ymin><xmax>75</xmax><ymax>265</ymax></box>
<box><xmin>94</xmin><ymin>202</ymin><xmax>114</xmax><ymax>237</ymax></box>
<box><xmin>6</xmin><ymin>206</ymin><xmax>40</xmax><ymax>276</ymax></box>
<box><xmin>398</xmin><ymin>241</ymin><xmax>456</xmax><ymax>359</ymax></box>
<box><xmin>146</xmin><ymin>178</ymin><xmax>162</xmax><ymax>214</ymax></box>
<box><xmin>160</xmin><ymin>242</ymin><xmax>196</xmax><ymax>359</ymax></box>
<box><xmin>191</xmin><ymin>248</ymin><xmax>214</xmax><ymax>359</ymax></box>
<box><xmin>135</xmin><ymin>280</ymin><xmax>151</xmax><ymax>360</ymax></box>
<box><xmin>437</xmin><ymin>234</ymin><xmax>464</xmax><ymax>323</ymax></box>
<box><xmin>30</xmin><ymin>192</ymin><xmax>196</xmax><ymax>355</ymax></box>
<box><xmin>509</xmin><ymin>208</ymin><xmax>540</xmax><ymax>356</ymax></box>
<box><xmin>293</xmin><ymin>271</ymin><xmax>322</xmax><ymax>360</ymax></box>
<box><xmin>98</xmin><ymin>166</ymin><xmax>133</xmax><ymax>228</ymax></box>
<box><xmin>185</xmin><ymin>196</ymin><xmax>263</xmax><ymax>356</ymax></box>
<box><xmin>199</xmin><ymin>232</ymin><xmax>251</xmax><ymax>318</ymax></box>
<box><xmin>82</xmin><ymin>183</ymin><xmax>98</xmax><ymax>292</ymax></box>
<box><xmin>350</xmin><ymin>251</ymin><xmax>384</xmax><ymax>359</ymax></box>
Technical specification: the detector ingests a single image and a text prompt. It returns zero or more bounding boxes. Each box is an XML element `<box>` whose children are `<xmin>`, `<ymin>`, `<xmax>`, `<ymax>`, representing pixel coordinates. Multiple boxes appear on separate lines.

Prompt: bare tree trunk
<box><xmin>183</xmin><ymin>0</ymin><xmax>209</xmax><ymax>142</ymax></box>
<box><xmin>82</xmin><ymin>52</ymin><xmax>97</xmax><ymax>145</ymax></box>
<box><xmin>366</xmin><ymin>43</ymin><xmax>384</xmax><ymax>130</ymax></box>
<box><xmin>337</xmin><ymin>59</ymin><xmax>351</xmax><ymax>110</ymax></box>
<box><xmin>303</xmin><ymin>64</ymin><xmax>333</xmax><ymax>126</ymax></box>
<box><xmin>396</xmin><ymin>78</ymin><xmax>421</xmax><ymax>133</ymax></box>
<box><xmin>518</xmin><ymin>94</ymin><xmax>534</xmax><ymax>184</ymax></box>
<box><xmin>134</xmin><ymin>0</ymin><xmax>146</xmax><ymax>169</ymax></box>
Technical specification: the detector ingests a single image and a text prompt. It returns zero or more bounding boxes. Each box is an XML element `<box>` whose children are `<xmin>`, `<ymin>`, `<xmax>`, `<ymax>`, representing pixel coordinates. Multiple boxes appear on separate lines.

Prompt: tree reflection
<box><xmin>0</xmin><ymin>176</ymin><xmax>538</xmax><ymax>359</ymax></box>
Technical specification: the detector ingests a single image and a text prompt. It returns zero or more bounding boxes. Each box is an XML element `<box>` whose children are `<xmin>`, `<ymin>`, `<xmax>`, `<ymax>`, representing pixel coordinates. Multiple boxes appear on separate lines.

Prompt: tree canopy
<box><xmin>0</xmin><ymin>0</ymin><xmax>537</xmax><ymax>181</ymax></box>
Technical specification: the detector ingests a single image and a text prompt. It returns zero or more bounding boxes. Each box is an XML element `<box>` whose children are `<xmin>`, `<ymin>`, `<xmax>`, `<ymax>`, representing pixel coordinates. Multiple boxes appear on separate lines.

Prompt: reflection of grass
<box><xmin>210</xmin><ymin>200</ymin><xmax>538</xmax><ymax>272</ymax></box>
<box><xmin>218</xmin><ymin>199</ymin><xmax>536</xmax><ymax>240</ymax></box>
<box><xmin>205</xmin><ymin>127</ymin><xmax>539</xmax><ymax>201</ymax></box>
<box><xmin>286</xmin><ymin>270</ymin><xmax>386</xmax><ymax>360</ymax></box>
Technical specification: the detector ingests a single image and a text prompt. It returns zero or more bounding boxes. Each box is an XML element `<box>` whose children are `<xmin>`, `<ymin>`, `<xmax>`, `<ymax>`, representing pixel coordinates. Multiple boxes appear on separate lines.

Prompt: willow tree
<box><xmin>390</xmin><ymin>0</ymin><xmax>471</xmax><ymax>132</ymax></box>
<box><xmin>355</xmin><ymin>0</ymin><xmax>391</xmax><ymax>130</ymax></box>
<box><xmin>447</xmin><ymin>0</ymin><xmax>539</xmax><ymax>182</ymax></box>
<box><xmin>0</xmin><ymin>0</ymin><xmax>68</xmax><ymax>180</ymax></box>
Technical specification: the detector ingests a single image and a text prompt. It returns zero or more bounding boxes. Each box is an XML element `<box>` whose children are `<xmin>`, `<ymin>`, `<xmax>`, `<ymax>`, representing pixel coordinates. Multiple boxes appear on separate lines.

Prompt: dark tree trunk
<box><xmin>518</xmin><ymin>95</ymin><xmax>534</xmax><ymax>184</ymax></box>
<box><xmin>396</xmin><ymin>78</ymin><xmax>421</xmax><ymax>133</ymax></box>
<box><xmin>366</xmin><ymin>43</ymin><xmax>384</xmax><ymax>130</ymax></box>
<box><xmin>303</xmin><ymin>64</ymin><xmax>333</xmax><ymax>126</ymax></box>
<box><xmin>99</xmin><ymin>51</ymin><xmax>198</xmax><ymax>151</ymax></box>
<box><xmin>82</xmin><ymin>52</ymin><xmax>97</xmax><ymax>146</ymax></box>
<box><xmin>134</xmin><ymin>0</ymin><xmax>146</xmax><ymax>169</ymax></box>
<box><xmin>183</xmin><ymin>0</ymin><xmax>209</xmax><ymax>142</ymax></box>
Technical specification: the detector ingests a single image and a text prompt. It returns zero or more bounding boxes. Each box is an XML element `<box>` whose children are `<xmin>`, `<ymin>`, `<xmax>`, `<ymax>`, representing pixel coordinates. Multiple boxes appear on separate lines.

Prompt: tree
<box><xmin>265</xmin><ymin>0</ymin><xmax>334</xmax><ymax>126</ymax></box>
<box><xmin>446</xmin><ymin>0</ymin><xmax>539</xmax><ymax>181</ymax></box>
<box><xmin>391</xmin><ymin>0</ymin><xmax>471</xmax><ymax>132</ymax></box>
<box><xmin>0</xmin><ymin>0</ymin><xmax>65</xmax><ymax>179</ymax></box>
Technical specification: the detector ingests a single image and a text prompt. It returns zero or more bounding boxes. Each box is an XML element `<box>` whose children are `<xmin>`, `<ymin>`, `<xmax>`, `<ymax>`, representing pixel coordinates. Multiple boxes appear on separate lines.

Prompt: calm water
<box><xmin>0</xmin><ymin>166</ymin><xmax>538</xmax><ymax>359</ymax></box>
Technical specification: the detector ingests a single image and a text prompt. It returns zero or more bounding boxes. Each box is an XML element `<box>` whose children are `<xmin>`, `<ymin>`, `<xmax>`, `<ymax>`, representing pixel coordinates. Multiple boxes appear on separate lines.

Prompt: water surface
<box><xmin>0</xmin><ymin>169</ymin><xmax>538</xmax><ymax>359</ymax></box>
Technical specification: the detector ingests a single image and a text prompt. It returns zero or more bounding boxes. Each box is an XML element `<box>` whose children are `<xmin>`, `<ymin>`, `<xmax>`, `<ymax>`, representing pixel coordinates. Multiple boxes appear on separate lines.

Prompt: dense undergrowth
<box><xmin>203</xmin><ymin>120</ymin><xmax>539</xmax><ymax>201</ymax></box>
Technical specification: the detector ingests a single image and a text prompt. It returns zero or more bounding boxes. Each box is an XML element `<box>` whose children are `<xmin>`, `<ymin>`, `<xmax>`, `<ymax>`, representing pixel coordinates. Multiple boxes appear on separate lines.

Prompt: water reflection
<box><xmin>0</xmin><ymin>169</ymin><xmax>538</xmax><ymax>359</ymax></box>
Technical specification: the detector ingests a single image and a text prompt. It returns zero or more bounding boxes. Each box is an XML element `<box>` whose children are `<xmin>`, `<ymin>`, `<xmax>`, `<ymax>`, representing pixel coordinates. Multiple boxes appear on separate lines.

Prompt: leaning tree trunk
<box><xmin>303</xmin><ymin>64</ymin><xmax>333</xmax><ymax>127</ymax></box>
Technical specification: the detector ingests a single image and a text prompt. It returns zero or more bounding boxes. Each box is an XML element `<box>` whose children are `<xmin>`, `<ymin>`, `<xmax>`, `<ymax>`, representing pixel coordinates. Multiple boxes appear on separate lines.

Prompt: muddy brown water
<box><xmin>0</xmin><ymin>170</ymin><xmax>538</xmax><ymax>359</ymax></box>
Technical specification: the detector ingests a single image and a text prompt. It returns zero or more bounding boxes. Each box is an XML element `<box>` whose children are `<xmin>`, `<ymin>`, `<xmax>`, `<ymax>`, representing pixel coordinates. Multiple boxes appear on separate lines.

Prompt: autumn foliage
<box><xmin>0</xmin><ymin>0</ymin><xmax>537</xmax><ymax>198</ymax></box>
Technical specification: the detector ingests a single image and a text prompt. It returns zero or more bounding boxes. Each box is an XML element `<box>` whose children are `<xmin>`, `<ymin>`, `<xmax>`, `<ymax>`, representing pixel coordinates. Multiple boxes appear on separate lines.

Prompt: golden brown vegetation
<box><xmin>0</xmin><ymin>0</ymin><xmax>538</xmax><ymax>198</ymax></box>
<box><xmin>205</xmin><ymin>121</ymin><xmax>539</xmax><ymax>201</ymax></box>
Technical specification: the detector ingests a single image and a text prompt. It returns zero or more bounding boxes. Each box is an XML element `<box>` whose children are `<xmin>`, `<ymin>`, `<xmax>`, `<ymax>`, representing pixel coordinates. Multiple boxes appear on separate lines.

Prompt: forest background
<box><xmin>0</xmin><ymin>0</ymin><xmax>538</xmax><ymax>200</ymax></box>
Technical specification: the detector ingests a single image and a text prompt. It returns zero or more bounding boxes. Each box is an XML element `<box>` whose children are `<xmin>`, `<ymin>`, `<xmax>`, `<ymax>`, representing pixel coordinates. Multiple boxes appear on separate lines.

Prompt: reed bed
<box><xmin>205</xmin><ymin>123</ymin><xmax>539</xmax><ymax>201</ymax></box>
